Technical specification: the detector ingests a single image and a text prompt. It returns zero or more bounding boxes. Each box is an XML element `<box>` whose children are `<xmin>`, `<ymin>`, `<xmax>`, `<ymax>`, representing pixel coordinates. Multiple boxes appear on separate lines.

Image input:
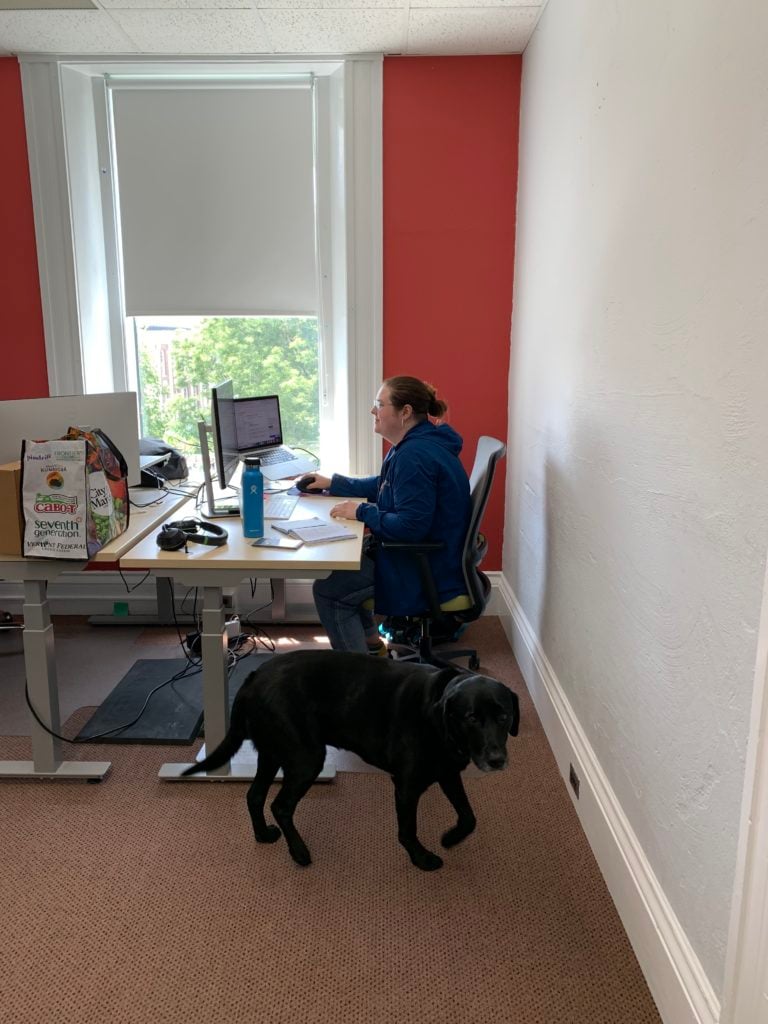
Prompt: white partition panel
<box><xmin>0</xmin><ymin>392</ymin><xmax>140</xmax><ymax>485</ymax></box>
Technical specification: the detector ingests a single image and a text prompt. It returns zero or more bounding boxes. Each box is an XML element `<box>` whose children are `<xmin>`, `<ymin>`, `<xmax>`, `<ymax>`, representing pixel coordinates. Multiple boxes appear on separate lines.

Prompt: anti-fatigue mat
<box><xmin>75</xmin><ymin>654</ymin><xmax>271</xmax><ymax>744</ymax></box>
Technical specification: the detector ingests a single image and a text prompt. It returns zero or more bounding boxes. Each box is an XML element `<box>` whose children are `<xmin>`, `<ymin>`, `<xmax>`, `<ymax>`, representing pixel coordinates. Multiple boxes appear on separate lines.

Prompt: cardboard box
<box><xmin>0</xmin><ymin>461</ymin><xmax>24</xmax><ymax>556</ymax></box>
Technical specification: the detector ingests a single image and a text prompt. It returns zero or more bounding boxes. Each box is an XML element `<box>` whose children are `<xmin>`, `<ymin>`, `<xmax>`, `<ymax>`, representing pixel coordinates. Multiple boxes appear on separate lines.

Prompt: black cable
<box><xmin>129</xmin><ymin>491</ymin><xmax>167</xmax><ymax>509</ymax></box>
<box><xmin>193</xmin><ymin>482</ymin><xmax>207</xmax><ymax>514</ymax></box>
<box><xmin>118</xmin><ymin>567</ymin><xmax>152</xmax><ymax>593</ymax></box>
<box><xmin>130</xmin><ymin>480</ymin><xmax>197</xmax><ymax>507</ymax></box>
<box><xmin>243</xmin><ymin>625</ymin><xmax>276</xmax><ymax>653</ymax></box>
<box><xmin>179</xmin><ymin>584</ymin><xmax>198</xmax><ymax>618</ymax></box>
<box><xmin>162</xmin><ymin>482</ymin><xmax>198</xmax><ymax>494</ymax></box>
<box><xmin>24</xmin><ymin>660</ymin><xmax>203</xmax><ymax>744</ymax></box>
<box><xmin>169</xmin><ymin>579</ymin><xmax>202</xmax><ymax>668</ymax></box>
<box><xmin>242</xmin><ymin>579</ymin><xmax>275</xmax><ymax>620</ymax></box>
<box><xmin>166</xmin><ymin>435</ymin><xmax>200</xmax><ymax>452</ymax></box>
<box><xmin>238</xmin><ymin>581</ymin><xmax>277</xmax><ymax>653</ymax></box>
<box><xmin>291</xmin><ymin>445</ymin><xmax>320</xmax><ymax>463</ymax></box>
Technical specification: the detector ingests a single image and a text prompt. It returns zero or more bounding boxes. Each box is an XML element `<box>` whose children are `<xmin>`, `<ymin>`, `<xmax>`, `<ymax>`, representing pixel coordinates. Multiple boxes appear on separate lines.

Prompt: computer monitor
<box><xmin>232</xmin><ymin>395</ymin><xmax>283</xmax><ymax>451</ymax></box>
<box><xmin>210</xmin><ymin>379</ymin><xmax>239</xmax><ymax>490</ymax></box>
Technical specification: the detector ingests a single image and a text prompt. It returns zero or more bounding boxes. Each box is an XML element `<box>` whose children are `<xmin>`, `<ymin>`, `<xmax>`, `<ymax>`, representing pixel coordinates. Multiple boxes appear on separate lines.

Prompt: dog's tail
<box><xmin>181</xmin><ymin>710</ymin><xmax>248</xmax><ymax>776</ymax></box>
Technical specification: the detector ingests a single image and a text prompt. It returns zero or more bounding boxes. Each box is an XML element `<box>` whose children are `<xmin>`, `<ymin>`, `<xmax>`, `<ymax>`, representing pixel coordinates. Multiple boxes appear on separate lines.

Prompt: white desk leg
<box><xmin>24</xmin><ymin>579</ymin><xmax>61</xmax><ymax>772</ymax></box>
<box><xmin>0</xmin><ymin>579</ymin><xmax>110</xmax><ymax>781</ymax></box>
<box><xmin>199</xmin><ymin>585</ymin><xmax>230</xmax><ymax>776</ymax></box>
<box><xmin>272</xmin><ymin>579</ymin><xmax>286</xmax><ymax>620</ymax></box>
<box><xmin>160</xmin><ymin>584</ymin><xmax>249</xmax><ymax>780</ymax></box>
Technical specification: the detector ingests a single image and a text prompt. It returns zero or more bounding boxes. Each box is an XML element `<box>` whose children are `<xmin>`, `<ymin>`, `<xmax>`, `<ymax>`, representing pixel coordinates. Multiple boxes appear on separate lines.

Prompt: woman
<box><xmin>305</xmin><ymin>376</ymin><xmax>471</xmax><ymax>654</ymax></box>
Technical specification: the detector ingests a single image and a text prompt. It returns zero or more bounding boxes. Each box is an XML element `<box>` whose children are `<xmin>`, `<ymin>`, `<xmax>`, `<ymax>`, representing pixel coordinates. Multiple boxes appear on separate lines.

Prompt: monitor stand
<box><xmin>194</xmin><ymin>420</ymin><xmax>287</xmax><ymax>619</ymax></box>
<box><xmin>197</xmin><ymin>420</ymin><xmax>241</xmax><ymax>519</ymax></box>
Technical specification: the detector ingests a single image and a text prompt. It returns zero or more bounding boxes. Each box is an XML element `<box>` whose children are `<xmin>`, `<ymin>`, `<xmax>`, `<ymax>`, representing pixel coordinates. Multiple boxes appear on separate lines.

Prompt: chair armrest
<box><xmin>379</xmin><ymin>540</ymin><xmax>444</xmax><ymax>617</ymax></box>
<box><xmin>379</xmin><ymin>540</ymin><xmax>444</xmax><ymax>552</ymax></box>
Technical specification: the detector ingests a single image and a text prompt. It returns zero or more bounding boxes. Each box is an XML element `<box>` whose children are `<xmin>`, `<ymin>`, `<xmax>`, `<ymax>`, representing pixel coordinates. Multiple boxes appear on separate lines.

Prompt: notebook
<box><xmin>271</xmin><ymin>516</ymin><xmax>356</xmax><ymax>544</ymax></box>
<box><xmin>233</xmin><ymin>395</ymin><xmax>315</xmax><ymax>482</ymax></box>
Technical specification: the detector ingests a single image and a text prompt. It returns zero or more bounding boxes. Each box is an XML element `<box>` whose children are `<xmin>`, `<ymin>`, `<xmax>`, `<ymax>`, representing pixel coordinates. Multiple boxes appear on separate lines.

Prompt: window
<box><xmin>134</xmin><ymin>314</ymin><xmax>321</xmax><ymax>463</ymax></box>
<box><xmin>19</xmin><ymin>56</ymin><xmax>382</xmax><ymax>477</ymax></box>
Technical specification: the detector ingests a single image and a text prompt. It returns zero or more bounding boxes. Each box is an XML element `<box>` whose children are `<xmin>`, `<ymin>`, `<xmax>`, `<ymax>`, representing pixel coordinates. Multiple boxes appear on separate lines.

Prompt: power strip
<box><xmin>225</xmin><ymin>616</ymin><xmax>240</xmax><ymax>641</ymax></box>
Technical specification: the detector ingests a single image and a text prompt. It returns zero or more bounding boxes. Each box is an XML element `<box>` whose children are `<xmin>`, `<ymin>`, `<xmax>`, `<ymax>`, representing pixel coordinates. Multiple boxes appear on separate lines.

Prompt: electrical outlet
<box><xmin>222</xmin><ymin>593</ymin><xmax>235</xmax><ymax>610</ymax></box>
<box><xmin>569</xmin><ymin>763</ymin><xmax>580</xmax><ymax>799</ymax></box>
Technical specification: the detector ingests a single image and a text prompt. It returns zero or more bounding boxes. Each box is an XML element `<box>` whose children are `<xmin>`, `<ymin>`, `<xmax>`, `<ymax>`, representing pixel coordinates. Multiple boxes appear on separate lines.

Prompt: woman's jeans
<box><xmin>312</xmin><ymin>553</ymin><xmax>377</xmax><ymax>652</ymax></box>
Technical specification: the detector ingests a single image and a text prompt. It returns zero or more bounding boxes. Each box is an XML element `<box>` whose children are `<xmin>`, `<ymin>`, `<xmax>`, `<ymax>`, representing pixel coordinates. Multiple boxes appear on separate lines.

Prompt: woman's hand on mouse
<box><xmin>299</xmin><ymin>473</ymin><xmax>331</xmax><ymax>491</ymax></box>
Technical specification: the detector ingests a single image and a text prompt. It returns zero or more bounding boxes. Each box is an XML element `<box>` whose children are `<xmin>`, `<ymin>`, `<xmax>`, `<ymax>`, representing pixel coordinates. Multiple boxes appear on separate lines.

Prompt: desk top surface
<box><xmin>120</xmin><ymin>495</ymin><xmax>364</xmax><ymax>573</ymax></box>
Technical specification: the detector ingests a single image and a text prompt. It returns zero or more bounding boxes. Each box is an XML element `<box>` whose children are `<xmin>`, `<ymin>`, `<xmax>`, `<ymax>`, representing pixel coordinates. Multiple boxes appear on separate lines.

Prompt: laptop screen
<box><xmin>233</xmin><ymin>395</ymin><xmax>284</xmax><ymax>452</ymax></box>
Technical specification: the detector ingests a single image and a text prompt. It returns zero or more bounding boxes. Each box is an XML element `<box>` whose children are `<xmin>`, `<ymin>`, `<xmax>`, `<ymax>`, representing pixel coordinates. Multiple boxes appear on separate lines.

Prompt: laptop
<box><xmin>232</xmin><ymin>395</ymin><xmax>315</xmax><ymax>481</ymax></box>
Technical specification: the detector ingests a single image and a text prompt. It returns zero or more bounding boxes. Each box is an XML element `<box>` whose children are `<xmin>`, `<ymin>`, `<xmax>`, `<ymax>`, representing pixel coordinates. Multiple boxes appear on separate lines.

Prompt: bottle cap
<box><xmin>244</xmin><ymin>457</ymin><xmax>261</xmax><ymax>467</ymax></box>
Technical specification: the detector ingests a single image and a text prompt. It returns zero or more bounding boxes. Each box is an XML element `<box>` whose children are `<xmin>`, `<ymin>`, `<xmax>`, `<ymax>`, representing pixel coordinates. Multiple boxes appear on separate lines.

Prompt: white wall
<box><xmin>508</xmin><ymin>0</ymin><xmax>768</xmax><ymax>1000</ymax></box>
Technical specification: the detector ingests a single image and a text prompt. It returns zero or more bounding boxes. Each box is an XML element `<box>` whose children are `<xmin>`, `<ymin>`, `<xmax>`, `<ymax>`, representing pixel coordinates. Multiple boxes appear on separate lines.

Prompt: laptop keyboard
<box><xmin>263</xmin><ymin>493</ymin><xmax>300</xmax><ymax>519</ymax></box>
<box><xmin>260</xmin><ymin>447</ymin><xmax>298</xmax><ymax>465</ymax></box>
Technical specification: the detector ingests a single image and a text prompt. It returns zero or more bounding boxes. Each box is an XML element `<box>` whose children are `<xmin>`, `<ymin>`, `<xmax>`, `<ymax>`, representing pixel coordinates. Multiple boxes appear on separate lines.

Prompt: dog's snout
<box><xmin>487</xmin><ymin>752</ymin><xmax>507</xmax><ymax>770</ymax></box>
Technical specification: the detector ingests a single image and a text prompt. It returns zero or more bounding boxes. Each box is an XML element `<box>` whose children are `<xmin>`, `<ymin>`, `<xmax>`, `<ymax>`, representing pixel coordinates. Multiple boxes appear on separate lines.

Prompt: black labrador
<box><xmin>183</xmin><ymin>649</ymin><xmax>520</xmax><ymax>871</ymax></box>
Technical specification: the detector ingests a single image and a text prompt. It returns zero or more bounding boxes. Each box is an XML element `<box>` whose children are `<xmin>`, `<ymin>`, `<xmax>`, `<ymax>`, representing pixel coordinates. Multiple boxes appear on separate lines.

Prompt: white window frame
<box><xmin>19</xmin><ymin>54</ymin><xmax>382</xmax><ymax>477</ymax></box>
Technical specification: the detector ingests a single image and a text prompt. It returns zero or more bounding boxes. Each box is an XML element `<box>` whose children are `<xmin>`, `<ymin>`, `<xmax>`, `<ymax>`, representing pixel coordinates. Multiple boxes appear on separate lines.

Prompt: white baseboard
<box><xmin>495</xmin><ymin>575</ymin><xmax>720</xmax><ymax>1024</ymax></box>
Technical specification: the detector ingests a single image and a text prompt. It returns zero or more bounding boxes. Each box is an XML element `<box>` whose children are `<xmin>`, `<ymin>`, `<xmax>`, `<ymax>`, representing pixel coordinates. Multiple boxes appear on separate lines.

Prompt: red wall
<box><xmin>383</xmin><ymin>56</ymin><xmax>521</xmax><ymax>568</ymax></box>
<box><xmin>0</xmin><ymin>57</ymin><xmax>48</xmax><ymax>399</ymax></box>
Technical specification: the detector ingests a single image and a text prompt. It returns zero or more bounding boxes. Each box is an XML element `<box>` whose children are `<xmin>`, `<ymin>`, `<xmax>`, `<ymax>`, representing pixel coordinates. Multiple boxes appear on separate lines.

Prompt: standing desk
<box><xmin>120</xmin><ymin>496</ymin><xmax>364</xmax><ymax>781</ymax></box>
<box><xmin>0</xmin><ymin>488</ymin><xmax>192</xmax><ymax>781</ymax></box>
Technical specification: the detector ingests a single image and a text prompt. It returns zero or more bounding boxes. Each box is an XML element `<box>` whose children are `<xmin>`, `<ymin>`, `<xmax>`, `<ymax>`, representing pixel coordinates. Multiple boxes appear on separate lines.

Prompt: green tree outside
<box><xmin>138</xmin><ymin>347</ymin><xmax>166</xmax><ymax>439</ymax></box>
<box><xmin>138</xmin><ymin>317</ymin><xmax>320</xmax><ymax>456</ymax></box>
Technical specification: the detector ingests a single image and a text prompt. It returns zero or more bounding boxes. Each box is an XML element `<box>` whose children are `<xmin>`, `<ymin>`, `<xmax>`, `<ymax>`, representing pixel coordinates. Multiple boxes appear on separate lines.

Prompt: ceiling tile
<box><xmin>112</xmin><ymin>9</ymin><xmax>272</xmax><ymax>51</ymax></box>
<box><xmin>0</xmin><ymin>10</ymin><xmax>138</xmax><ymax>52</ymax></box>
<box><xmin>0</xmin><ymin>0</ymin><xmax>95</xmax><ymax>10</ymax></box>
<box><xmin>407</xmin><ymin>7</ymin><xmax>538</xmax><ymax>54</ymax></box>
<box><xmin>411</xmin><ymin>0</ymin><xmax>538</xmax><ymax>7</ymax></box>
<box><xmin>255</xmin><ymin>0</ymin><xmax>403</xmax><ymax>9</ymax></box>
<box><xmin>260</xmin><ymin>8</ymin><xmax>407</xmax><ymax>53</ymax></box>
<box><xmin>98</xmin><ymin>0</ymin><xmax>248</xmax><ymax>9</ymax></box>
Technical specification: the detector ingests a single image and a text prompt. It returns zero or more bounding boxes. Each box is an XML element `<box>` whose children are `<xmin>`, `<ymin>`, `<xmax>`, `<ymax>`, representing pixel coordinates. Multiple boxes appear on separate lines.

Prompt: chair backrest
<box><xmin>460</xmin><ymin>436</ymin><xmax>506</xmax><ymax>612</ymax></box>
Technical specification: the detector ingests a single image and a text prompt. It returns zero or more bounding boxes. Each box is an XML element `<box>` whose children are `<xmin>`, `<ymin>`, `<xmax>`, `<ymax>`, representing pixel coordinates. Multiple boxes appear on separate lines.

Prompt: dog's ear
<box><xmin>507</xmin><ymin>690</ymin><xmax>520</xmax><ymax>736</ymax></box>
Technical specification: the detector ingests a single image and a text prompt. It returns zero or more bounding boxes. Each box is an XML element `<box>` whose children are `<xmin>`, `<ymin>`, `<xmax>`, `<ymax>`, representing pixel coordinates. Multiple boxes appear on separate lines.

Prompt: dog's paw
<box><xmin>441</xmin><ymin>824</ymin><xmax>473</xmax><ymax>848</ymax></box>
<box><xmin>255</xmin><ymin>825</ymin><xmax>281</xmax><ymax>844</ymax></box>
<box><xmin>412</xmin><ymin>850</ymin><xmax>443</xmax><ymax>871</ymax></box>
<box><xmin>289</xmin><ymin>847</ymin><xmax>312</xmax><ymax>867</ymax></box>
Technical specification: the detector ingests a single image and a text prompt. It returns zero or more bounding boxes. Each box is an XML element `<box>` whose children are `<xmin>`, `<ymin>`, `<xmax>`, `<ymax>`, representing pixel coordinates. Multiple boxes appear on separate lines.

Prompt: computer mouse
<box><xmin>296</xmin><ymin>474</ymin><xmax>318</xmax><ymax>493</ymax></box>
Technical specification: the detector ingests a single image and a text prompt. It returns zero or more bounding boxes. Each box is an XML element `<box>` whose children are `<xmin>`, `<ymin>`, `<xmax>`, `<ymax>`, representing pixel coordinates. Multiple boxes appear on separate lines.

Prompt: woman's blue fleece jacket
<box><xmin>329</xmin><ymin>420</ymin><xmax>471</xmax><ymax>616</ymax></box>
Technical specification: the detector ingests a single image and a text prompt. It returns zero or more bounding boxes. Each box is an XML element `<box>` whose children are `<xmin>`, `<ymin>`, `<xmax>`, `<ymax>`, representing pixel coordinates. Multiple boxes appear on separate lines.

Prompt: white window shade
<box><xmin>110</xmin><ymin>83</ymin><xmax>317</xmax><ymax>316</ymax></box>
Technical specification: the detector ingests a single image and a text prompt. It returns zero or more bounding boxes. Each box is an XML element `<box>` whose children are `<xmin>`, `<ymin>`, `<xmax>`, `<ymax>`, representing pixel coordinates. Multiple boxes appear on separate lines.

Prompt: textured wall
<box><xmin>0</xmin><ymin>57</ymin><xmax>48</xmax><ymax>398</ymax></box>
<box><xmin>507</xmin><ymin>0</ymin><xmax>768</xmax><ymax>995</ymax></box>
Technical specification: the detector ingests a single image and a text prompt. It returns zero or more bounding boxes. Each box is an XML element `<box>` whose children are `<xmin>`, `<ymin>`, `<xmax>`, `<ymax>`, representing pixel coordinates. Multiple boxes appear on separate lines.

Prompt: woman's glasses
<box><xmin>372</xmin><ymin>399</ymin><xmax>393</xmax><ymax>409</ymax></box>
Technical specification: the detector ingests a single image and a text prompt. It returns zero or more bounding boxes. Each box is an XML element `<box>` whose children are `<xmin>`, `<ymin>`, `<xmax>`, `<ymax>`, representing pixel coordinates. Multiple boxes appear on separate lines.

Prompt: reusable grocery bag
<box><xmin>21</xmin><ymin>427</ymin><xmax>130</xmax><ymax>560</ymax></box>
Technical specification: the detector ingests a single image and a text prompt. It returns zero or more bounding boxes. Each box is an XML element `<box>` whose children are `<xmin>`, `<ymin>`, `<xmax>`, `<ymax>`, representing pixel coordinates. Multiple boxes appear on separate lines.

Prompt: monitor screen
<box><xmin>210</xmin><ymin>380</ymin><xmax>238</xmax><ymax>490</ymax></box>
<box><xmin>232</xmin><ymin>395</ymin><xmax>284</xmax><ymax>452</ymax></box>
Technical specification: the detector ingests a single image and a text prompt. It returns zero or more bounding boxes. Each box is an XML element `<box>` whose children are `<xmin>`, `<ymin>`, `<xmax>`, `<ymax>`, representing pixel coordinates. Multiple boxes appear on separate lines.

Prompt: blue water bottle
<box><xmin>240</xmin><ymin>457</ymin><xmax>264</xmax><ymax>539</ymax></box>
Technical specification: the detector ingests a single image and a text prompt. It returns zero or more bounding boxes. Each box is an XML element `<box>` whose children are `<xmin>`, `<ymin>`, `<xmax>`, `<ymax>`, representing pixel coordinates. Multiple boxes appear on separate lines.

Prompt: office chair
<box><xmin>380</xmin><ymin>435</ymin><xmax>506</xmax><ymax>670</ymax></box>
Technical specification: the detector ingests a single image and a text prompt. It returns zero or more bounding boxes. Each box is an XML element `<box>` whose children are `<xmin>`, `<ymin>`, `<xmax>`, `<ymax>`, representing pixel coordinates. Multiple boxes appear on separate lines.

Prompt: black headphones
<box><xmin>157</xmin><ymin>518</ymin><xmax>229</xmax><ymax>551</ymax></box>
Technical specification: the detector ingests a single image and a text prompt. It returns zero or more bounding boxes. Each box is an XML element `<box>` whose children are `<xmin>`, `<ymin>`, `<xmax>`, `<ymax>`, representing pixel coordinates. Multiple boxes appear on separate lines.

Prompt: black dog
<box><xmin>183</xmin><ymin>650</ymin><xmax>520</xmax><ymax>871</ymax></box>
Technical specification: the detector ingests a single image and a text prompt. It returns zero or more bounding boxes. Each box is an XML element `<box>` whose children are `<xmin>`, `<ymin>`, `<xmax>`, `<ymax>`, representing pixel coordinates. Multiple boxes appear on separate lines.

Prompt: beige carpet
<box><xmin>0</xmin><ymin>618</ymin><xmax>661</xmax><ymax>1024</ymax></box>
